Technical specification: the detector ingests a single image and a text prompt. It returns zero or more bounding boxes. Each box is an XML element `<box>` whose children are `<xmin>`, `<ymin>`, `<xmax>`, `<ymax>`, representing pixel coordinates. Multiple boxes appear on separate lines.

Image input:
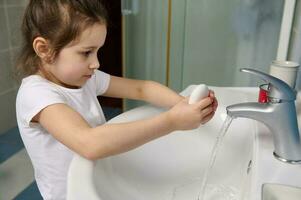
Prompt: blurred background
<box><xmin>0</xmin><ymin>0</ymin><xmax>301</xmax><ymax>199</ymax></box>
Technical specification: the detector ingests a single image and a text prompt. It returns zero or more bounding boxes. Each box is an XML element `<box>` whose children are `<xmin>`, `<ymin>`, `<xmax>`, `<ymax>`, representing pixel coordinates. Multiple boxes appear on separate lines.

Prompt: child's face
<box><xmin>46</xmin><ymin>23</ymin><xmax>107</xmax><ymax>88</ymax></box>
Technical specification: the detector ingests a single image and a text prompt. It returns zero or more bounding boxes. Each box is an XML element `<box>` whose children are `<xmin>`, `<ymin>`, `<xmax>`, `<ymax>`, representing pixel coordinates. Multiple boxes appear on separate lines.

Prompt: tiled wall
<box><xmin>0</xmin><ymin>0</ymin><xmax>27</xmax><ymax>134</ymax></box>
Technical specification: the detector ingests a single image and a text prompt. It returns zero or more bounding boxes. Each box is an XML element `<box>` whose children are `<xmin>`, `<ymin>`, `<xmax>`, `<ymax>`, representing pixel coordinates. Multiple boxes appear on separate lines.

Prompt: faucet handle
<box><xmin>240</xmin><ymin>68</ymin><xmax>296</xmax><ymax>101</ymax></box>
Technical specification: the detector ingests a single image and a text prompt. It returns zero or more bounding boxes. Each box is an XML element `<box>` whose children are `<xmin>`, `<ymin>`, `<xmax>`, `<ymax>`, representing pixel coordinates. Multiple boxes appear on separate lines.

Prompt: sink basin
<box><xmin>67</xmin><ymin>86</ymin><xmax>258</xmax><ymax>200</ymax></box>
<box><xmin>262</xmin><ymin>184</ymin><xmax>301</xmax><ymax>200</ymax></box>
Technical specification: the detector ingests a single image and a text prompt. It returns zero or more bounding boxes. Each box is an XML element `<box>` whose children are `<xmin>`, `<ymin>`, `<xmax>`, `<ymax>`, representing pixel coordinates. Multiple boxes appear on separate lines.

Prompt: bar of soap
<box><xmin>189</xmin><ymin>84</ymin><xmax>209</xmax><ymax>104</ymax></box>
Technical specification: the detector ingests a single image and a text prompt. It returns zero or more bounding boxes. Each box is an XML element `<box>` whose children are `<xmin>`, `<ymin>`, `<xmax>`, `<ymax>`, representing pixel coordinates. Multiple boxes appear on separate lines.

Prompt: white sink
<box><xmin>262</xmin><ymin>184</ymin><xmax>301</xmax><ymax>200</ymax></box>
<box><xmin>67</xmin><ymin>85</ymin><xmax>257</xmax><ymax>200</ymax></box>
<box><xmin>66</xmin><ymin>85</ymin><xmax>301</xmax><ymax>200</ymax></box>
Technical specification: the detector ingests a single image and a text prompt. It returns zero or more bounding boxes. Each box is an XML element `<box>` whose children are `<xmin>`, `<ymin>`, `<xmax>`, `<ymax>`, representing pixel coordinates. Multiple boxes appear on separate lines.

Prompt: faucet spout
<box><xmin>227</xmin><ymin>102</ymin><xmax>301</xmax><ymax>164</ymax></box>
<box><xmin>227</xmin><ymin>102</ymin><xmax>272</xmax><ymax>120</ymax></box>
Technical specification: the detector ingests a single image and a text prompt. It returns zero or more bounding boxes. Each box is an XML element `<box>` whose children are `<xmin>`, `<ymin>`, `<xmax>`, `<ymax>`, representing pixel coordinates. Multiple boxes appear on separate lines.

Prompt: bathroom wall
<box><xmin>0</xmin><ymin>0</ymin><xmax>27</xmax><ymax>134</ymax></box>
<box><xmin>289</xmin><ymin>0</ymin><xmax>301</xmax><ymax>90</ymax></box>
<box><xmin>169</xmin><ymin>0</ymin><xmax>284</xmax><ymax>91</ymax></box>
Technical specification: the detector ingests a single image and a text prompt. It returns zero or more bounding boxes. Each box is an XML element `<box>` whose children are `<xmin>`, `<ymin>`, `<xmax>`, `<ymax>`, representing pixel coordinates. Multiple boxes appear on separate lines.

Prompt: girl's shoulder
<box><xmin>19</xmin><ymin>74</ymin><xmax>79</xmax><ymax>95</ymax></box>
<box><xmin>16</xmin><ymin>75</ymin><xmax>68</xmax><ymax>127</ymax></box>
<box><xmin>17</xmin><ymin>75</ymin><xmax>67</xmax><ymax>106</ymax></box>
<box><xmin>20</xmin><ymin>74</ymin><xmax>56</xmax><ymax>89</ymax></box>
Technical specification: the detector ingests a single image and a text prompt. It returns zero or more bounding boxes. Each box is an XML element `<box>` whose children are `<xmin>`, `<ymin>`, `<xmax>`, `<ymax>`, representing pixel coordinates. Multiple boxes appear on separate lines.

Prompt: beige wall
<box><xmin>0</xmin><ymin>0</ymin><xmax>27</xmax><ymax>134</ymax></box>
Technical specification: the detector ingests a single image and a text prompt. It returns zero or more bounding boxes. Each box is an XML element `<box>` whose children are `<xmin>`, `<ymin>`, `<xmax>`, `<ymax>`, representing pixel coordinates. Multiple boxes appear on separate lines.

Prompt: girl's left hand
<box><xmin>201</xmin><ymin>90</ymin><xmax>218</xmax><ymax>124</ymax></box>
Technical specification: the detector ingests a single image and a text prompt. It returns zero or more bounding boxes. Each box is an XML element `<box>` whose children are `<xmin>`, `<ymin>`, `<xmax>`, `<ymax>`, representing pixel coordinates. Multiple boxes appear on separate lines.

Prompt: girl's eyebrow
<box><xmin>81</xmin><ymin>45</ymin><xmax>98</xmax><ymax>50</ymax></box>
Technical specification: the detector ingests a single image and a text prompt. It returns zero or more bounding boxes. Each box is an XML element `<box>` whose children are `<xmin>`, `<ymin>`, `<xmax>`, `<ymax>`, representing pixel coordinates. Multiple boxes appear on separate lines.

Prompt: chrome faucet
<box><xmin>226</xmin><ymin>68</ymin><xmax>301</xmax><ymax>164</ymax></box>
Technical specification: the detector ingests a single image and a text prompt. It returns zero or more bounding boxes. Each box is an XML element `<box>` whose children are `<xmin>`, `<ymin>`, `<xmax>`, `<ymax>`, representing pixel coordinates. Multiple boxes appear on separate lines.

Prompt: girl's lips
<box><xmin>83</xmin><ymin>75</ymin><xmax>92</xmax><ymax>78</ymax></box>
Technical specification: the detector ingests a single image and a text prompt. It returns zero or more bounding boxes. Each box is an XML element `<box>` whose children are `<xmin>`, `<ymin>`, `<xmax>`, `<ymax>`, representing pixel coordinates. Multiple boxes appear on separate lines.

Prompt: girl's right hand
<box><xmin>166</xmin><ymin>96</ymin><xmax>214</xmax><ymax>131</ymax></box>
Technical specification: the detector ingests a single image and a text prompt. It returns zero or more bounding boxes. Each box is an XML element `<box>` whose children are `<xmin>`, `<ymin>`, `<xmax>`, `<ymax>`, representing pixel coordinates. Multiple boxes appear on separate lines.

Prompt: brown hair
<box><xmin>16</xmin><ymin>0</ymin><xmax>108</xmax><ymax>78</ymax></box>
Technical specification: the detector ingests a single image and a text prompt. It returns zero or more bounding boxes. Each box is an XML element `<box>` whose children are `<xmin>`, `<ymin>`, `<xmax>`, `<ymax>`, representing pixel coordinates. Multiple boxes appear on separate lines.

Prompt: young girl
<box><xmin>16</xmin><ymin>0</ymin><xmax>218</xmax><ymax>199</ymax></box>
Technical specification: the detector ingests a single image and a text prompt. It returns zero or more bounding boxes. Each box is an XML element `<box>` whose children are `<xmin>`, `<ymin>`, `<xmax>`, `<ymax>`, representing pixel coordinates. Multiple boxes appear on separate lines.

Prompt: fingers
<box><xmin>188</xmin><ymin>89</ymin><xmax>218</xmax><ymax>123</ymax></box>
<box><xmin>196</xmin><ymin>97</ymin><xmax>213</xmax><ymax>109</ymax></box>
<box><xmin>209</xmin><ymin>90</ymin><xmax>218</xmax><ymax>112</ymax></box>
<box><xmin>212</xmin><ymin>97</ymin><xmax>218</xmax><ymax>112</ymax></box>
<box><xmin>201</xmin><ymin>105</ymin><xmax>214</xmax><ymax>117</ymax></box>
<box><xmin>201</xmin><ymin>111</ymin><xmax>214</xmax><ymax>124</ymax></box>
<box><xmin>199</xmin><ymin>91</ymin><xmax>217</xmax><ymax>124</ymax></box>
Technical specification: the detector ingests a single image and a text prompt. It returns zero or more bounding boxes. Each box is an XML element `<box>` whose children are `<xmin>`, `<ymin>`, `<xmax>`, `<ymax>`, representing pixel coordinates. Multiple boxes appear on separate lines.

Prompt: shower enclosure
<box><xmin>122</xmin><ymin>0</ymin><xmax>284</xmax><ymax>110</ymax></box>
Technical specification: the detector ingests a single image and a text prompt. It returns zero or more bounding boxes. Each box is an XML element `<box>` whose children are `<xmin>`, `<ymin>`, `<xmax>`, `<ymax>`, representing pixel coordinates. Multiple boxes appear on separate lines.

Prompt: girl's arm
<box><xmin>103</xmin><ymin>75</ymin><xmax>217</xmax><ymax>113</ymax></box>
<box><xmin>35</xmin><ymin>96</ymin><xmax>214</xmax><ymax>160</ymax></box>
<box><xmin>102</xmin><ymin>76</ymin><xmax>184</xmax><ymax>108</ymax></box>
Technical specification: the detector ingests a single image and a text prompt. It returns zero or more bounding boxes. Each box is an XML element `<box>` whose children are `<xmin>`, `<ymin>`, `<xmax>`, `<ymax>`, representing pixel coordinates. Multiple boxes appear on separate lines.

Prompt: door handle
<box><xmin>121</xmin><ymin>0</ymin><xmax>139</xmax><ymax>15</ymax></box>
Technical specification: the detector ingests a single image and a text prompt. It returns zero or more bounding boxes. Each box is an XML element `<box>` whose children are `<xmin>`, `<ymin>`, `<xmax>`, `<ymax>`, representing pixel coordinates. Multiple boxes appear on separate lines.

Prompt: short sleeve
<box><xmin>16</xmin><ymin>82</ymin><xmax>67</xmax><ymax>127</ymax></box>
<box><xmin>94</xmin><ymin>70</ymin><xmax>111</xmax><ymax>96</ymax></box>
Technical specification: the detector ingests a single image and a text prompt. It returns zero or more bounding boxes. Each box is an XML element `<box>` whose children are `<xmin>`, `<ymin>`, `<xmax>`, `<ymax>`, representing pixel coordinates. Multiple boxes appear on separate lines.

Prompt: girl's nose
<box><xmin>89</xmin><ymin>57</ymin><xmax>100</xmax><ymax>69</ymax></box>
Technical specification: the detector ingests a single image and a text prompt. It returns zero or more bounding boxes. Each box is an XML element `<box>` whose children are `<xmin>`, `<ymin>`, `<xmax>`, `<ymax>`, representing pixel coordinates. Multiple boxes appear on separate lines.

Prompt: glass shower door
<box><xmin>169</xmin><ymin>0</ymin><xmax>284</xmax><ymax>90</ymax></box>
<box><xmin>122</xmin><ymin>0</ymin><xmax>285</xmax><ymax>107</ymax></box>
<box><xmin>122</xmin><ymin>0</ymin><xmax>170</xmax><ymax>110</ymax></box>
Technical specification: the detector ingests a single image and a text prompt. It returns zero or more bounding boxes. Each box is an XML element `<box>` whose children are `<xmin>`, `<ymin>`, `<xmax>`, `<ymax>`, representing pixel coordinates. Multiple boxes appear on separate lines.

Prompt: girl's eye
<box><xmin>82</xmin><ymin>51</ymin><xmax>92</xmax><ymax>57</ymax></box>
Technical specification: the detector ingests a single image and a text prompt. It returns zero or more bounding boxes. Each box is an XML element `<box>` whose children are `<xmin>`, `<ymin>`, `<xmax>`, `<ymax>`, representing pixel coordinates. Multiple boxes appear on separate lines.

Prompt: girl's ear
<box><xmin>32</xmin><ymin>37</ymin><xmax>53</xmax><ymax>63</ymax></box>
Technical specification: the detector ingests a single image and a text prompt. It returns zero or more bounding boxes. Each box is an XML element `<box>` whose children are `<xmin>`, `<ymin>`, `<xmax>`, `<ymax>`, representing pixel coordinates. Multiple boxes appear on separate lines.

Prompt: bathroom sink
<box><xmin>64</xmin><ymin>86</ymin><xmax>301</xmax><ymax>200</ymax></box>
<box><xmin>249</xmin><ymin>120</ymin><xmax>301</xmax><ymax>200</ymax></box>
<box><xmin>67</xmin><ymin>86</ymin><xmax>258</xmax><ymax>200</ymax></box>
<box><xmin>262</xmin><ymin>184</ymin><xmax>301</xmax><ymax>200</ymax></box>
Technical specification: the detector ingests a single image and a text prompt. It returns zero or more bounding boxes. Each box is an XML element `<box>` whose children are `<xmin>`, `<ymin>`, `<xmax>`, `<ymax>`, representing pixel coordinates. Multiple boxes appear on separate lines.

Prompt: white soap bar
<box><xmin>189</xmin><ymin>84</ymin><xmax>209</xmax><ymax>104</ymax></box>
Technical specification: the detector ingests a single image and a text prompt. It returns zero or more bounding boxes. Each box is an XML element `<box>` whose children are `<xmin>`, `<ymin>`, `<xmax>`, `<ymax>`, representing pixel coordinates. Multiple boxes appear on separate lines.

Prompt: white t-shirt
<box><xmin>16</xmin><ymin>70</ymin><xmax>110</xmax><ymax>200</ymax></box>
